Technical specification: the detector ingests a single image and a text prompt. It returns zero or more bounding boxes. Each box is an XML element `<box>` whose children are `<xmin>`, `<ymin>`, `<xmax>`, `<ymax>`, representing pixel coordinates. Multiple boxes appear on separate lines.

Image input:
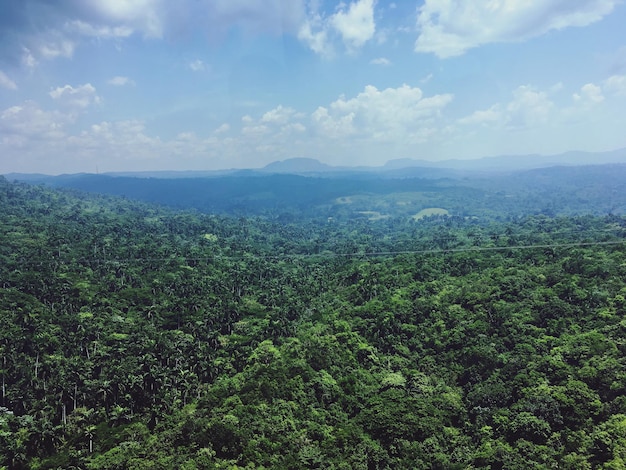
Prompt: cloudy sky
<box><xmin>1</xmin><ymin>0</ymin><xmax>625</xmax><ymax>174</ymax></box>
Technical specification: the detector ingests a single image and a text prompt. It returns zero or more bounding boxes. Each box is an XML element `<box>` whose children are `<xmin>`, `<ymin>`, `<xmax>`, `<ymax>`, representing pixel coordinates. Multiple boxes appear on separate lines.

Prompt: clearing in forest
<box><xmin>412</xmin><ymin>207</ymin><xmax>449</xmax><ymax>220</ymax></box>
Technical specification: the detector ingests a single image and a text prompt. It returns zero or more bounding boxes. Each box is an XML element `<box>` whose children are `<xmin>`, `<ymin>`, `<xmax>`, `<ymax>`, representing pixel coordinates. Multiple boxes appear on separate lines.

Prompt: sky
<box><xmin>1</xmin><ymin>0</ymin><xmax>626</xmax><ymax>174</ymax></box>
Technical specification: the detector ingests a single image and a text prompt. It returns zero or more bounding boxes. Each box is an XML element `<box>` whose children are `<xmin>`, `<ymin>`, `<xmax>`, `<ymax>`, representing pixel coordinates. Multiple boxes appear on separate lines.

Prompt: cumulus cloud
<box><xmin>330</xmin><ymin>0</ymin><xmax>376</xmax><ymax>51</ymax></box>
<box><xmin>460</xmin><ymin>85</ymin><xmax>554</xmax><ymax>130</ymax></box>
<box><xmin>506</xmin><ymin>86</ymin><xmax>554</xmax><ymax>129</ymax></box>
<box><xmin>299</xmin><ymin>0</ymin><xmax>377</xmax><ymax>56</ymax></box>
<box><xmin>241</xmin><ymin>124</ymin><xmax>270</xmax><ymax>137</ymax></box>
<box><xmin>415</xmin><ymin>0</ymin><xmax>621</xmax><ymax>58</ymax></box>
<box><xmin>458</xmin><ymin>105</ymin><xmax>502</xmax><ymax>126</ymax></box>
<box><xmin>261</xmin><ymin>105</ymin><xmax>302</xmax><ymax>124</ymax></box>
<box><xmin>298</xmin><ymin>13</ymin><xmax>332</xmax><ymax>57</ymax></box>
<box><xmin>573</xmin><ymin>83</ymin><xmax>605</xmax><ymax>104</ymax></box>
<box><xmin>49</xmin><ymin>83</ymin><xmax>101</xmax><ymax>109</ymax></box>
<box><xmin>87</xmin><ymin>120</ymin><xmax>151</xmax><ymax>142</ymax></box>
<box><xmin>312</xmin><ymin>84</ymin><xmax>453</xmax><ymax>142</ymax></box>
<box><xmin>78</xmin><ymin>0</ymin><xmax>165</xmax><ymax>38</ymax></box>
<box><xmin>0</xmin><ymin>101</ymin><xmax>68</xmax><ymax>146</ymax></box>
<box><xmin>1</xmin><ymin>0</ymin><xmax>307</xmax><ymax>66</ymax></box>
<box><xmin>0</xmin><ymin>71</ymin><xmax>18</xmax><ymax>90</ymax></box>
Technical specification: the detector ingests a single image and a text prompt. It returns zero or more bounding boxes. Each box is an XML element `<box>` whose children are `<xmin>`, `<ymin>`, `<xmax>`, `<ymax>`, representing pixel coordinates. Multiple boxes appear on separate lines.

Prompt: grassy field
<box><xmin>412</xmin><ymin>207</ymin><xmax>450</xmax><ymax>220</ymax></box>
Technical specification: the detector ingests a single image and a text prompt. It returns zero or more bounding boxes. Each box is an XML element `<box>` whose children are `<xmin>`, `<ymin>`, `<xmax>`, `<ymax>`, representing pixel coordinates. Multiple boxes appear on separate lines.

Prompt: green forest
<box><xmin>1</xmin><ymin>175</ymin><xmax>626</xmax><ymax>469</ymax></box>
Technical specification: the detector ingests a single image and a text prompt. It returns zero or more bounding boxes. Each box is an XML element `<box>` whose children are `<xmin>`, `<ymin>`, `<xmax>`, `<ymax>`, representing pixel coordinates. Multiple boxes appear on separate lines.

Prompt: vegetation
<box><xmin>1</xmin><ymin>175</ymin><xmax>626</xmax><ymax>469</ymax></box>
<box><xmin>17</xmin><ymin>162</ymin><xmax>626</xmax><ymax>220</ymax></box>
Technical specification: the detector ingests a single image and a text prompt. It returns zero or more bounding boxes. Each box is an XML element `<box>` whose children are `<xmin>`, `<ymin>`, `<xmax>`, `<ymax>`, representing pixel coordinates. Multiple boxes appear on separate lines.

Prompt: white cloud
<box><xmin>108</xmin><ymin>76</ymin><xmax>135</xmax><ymax>86</ymax></box>
<box><xmin>375</xmin><ymin>28</ymin><xmax>390</xmax><ymax>45</ymax></box>
<box><xmin>21</xmin><ymin>48</ymin><xmax>37</xmax><ymax>68</ymax></box>
<box><xmin>2</xmin><ymin>2</ymin><xmax>160</xmax><ymax>74</ymax></box>
<box><xmin>189</xmin><ymin>60</ymin><xmax>206</xmax><ymax>72</ymax></box>
<box><xmin>85</xmin><ymin>0</ymin><xmax>164</xmax><ymax>38</ymax></box>
<box><xmin>415</xmin><ymin>0</ymin><xmax>621</xmax><ymax>58</ymax></box>
<box><xmin>550</xmin><ymin>82</ymin><xmax>564</xmax><ymax>93</ymax></box>
<box><xmin>299</xmin><ymin>0</ymin><xmax>377</xmax><ymax>56</ymax></box>
<box><xmin>604</xmin><ymin>75</ymin><xmax>626</xmax><ymax>96</ymax></box>
<box><xmin>63</xmin><ymin>119</ymin><xmax>165</xmax><ymax>170</ymax></box>
<box><xmin>312</xmin><ymin>105</ymin><xmax>356</xmax><ymax>138</ymax></box>
<box><xmin>370</xmin><ymin>57</ymin><xmax>391</xmax><ymax>66</ymax></box>
<box><xmin>214</xmin><ymin>123</ymin><xmax>230</xmax><ymax>134</ymax></box>
<box><xmin>49</xmin><ymin>83</ymin><xmax>101</xmax><ymax>109</ymax></box>
<box><xmin>459</xmin><ymin>105</ymin><xmax>502</xmax><ymax>126</ymax></box>
<box><xmin>312</xmin><ymin>84</ymin><xmax>453</xmax><ymax>142</ymax></box>
<box><xmin>242</xmin><ymin>124</ymin><xmax>270</xmax><ymax>137</ymax></box>
<box><xmin>0</xmin><ymin>71</ymin><xmax>17</xmax><ymax>90</ymax></box>
<box><xmin>176</xmin><ymin>131</ymin><xmax>195</xmax><ymax>140</ymax></box>
<box><xmin>330</xmin><ymin>0</ymin><xmax>376</xmax><ymax>51</ymax></box>
<box><xmin>16</xmin><ymin>33</ymin><xmax>76</xmax><ymax>68</ymax></box>
<box><xmin>66</xmin><ymin>20</ymin><xmax>134</xmax><ymax>38</ymax></box>
<box><xmin>38</xmin><ymin>39</ymin><xmax>76</xmax><ymax>59</ymax></box>
<box><xmin>0</xmin><ymin>101</ymin><xmax>69</xmax><ymax>146</ymax></box>
<box><xmin>506</xmin><ymin>86</ymin><xmax>553</xmax><ymax>129</ymax></box>
<box><xmin>261</xmin><ymin>105</ymin><xmax>302</xmax><ymax>124</ymax></box>
<box><xmin>459</xmin><ymin>85</ymin><xmax>553</xmax><ymax>130</ymax></box>
<box><xmin>298</xmin><ymin>11</ymin><xmax>333</xmax><ymax>57</ymax></box>
<box><xmin>282</xmin><ymin>122</ymin><xmax>306</xmax><ymax>133</ymax></box>
<box><xmin>573</xmin><ymin>83</ymin><xmax>605</xmax><ymax>104</ymax></box>
<box><xmin>4</xmin><ymin>0</ymin><xmax>308</xmax><ymax>73</ymax></box>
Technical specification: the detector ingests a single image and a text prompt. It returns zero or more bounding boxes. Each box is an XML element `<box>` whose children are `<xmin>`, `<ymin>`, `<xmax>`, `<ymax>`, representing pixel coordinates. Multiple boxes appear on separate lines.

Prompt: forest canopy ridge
<box><xmin>1</xmin><ymin>178</ymin><xmax>626</xmax><ymax>468</ymax></box>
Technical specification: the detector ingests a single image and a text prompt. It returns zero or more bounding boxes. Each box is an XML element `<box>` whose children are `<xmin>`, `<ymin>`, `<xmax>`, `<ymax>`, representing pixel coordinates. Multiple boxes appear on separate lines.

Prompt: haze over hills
<box><xmin>5</xmin><ymin>147</ymin><xmax>626</xmax><ymax>180</ymax></box>
<box><xmin>4</xmin><ymin>164</ymin><xmax>626</xmax><ymax>220</ymax></box>
<box><xmin>262</xmin><ymin>147</ymin><xmax>626</xmax><ymax>175</ymax></box>
<box><xmin>4</xmin><ymin>147</ymin><xmax>626</xmax><ymax>220</ymax></box>
<box><xmin>385</xmin><ymin>147</ymin><xmax>626</xmax><ymax>171</ymax></box>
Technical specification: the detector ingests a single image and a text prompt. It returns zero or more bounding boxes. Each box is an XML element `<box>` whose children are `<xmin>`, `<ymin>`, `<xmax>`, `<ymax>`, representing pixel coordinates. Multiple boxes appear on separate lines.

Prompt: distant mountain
<box><xmin>5</xmin><ymin>147</ymin><xmax>626</xmax><ymax>181</ymax></box>
<box><xmin>385</xmin><ymin>147</ymin><xmax>626</xmax><ymax>172</ymax></box>
<box><xmin>260</xmin><ymin>158</ymin><xmax>334</xmax><ymax>173</ymax></box>
<box><xmin>259</xmin><ymin>148</ymin><xmax>626</xmax><ymax>175</ymax></box>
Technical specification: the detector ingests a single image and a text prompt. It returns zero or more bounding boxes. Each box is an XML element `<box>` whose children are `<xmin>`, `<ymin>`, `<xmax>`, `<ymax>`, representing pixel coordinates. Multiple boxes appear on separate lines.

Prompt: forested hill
<box><xmin>7</xmin><ymin>163</ymin><xmax>626</xmax><ymax>219</ymax></box>
<box><xmin>2</xmin><ymin>176</ymin><xmax>626</xmax><ymax>468</ymax></box>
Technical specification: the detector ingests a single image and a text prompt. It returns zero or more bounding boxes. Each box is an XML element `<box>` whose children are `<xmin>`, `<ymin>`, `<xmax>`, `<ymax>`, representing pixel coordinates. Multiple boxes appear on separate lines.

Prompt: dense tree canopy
<box><xmin>1</xmin><ymin>176</ymin><xmax>625</xmax><ymax>469</ymax></box>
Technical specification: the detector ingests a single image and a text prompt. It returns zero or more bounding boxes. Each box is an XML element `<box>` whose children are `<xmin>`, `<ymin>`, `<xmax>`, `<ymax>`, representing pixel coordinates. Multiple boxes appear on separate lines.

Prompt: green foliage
<box><xmin>1</xmin><ymin>176</ymin><xmax>626</xmax><ymax>468</ymax></box>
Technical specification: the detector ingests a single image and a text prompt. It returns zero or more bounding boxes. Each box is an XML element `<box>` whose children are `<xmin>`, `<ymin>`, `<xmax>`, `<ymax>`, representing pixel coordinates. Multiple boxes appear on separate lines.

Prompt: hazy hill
<box><xmin>385</xmin><ymin>147</ymin><xmax>626</xmax><ymax>171</ymax></box>
<box><xmin>260</xmin><ymin>157</ymin><xmax>334</xmax><ymax>173</ymax></box>
<box><xmin>6</xmin><ymin>147</ymin><xmax>626</xmax><ymax>181</ymax></box>
<box><xmin>6</xmin><ymin>163</ymin><xmax>626</xmax><ymax>219</ymax></box>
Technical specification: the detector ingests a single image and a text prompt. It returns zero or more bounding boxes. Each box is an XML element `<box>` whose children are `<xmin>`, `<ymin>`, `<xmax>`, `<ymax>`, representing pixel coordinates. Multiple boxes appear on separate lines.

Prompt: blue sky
<box><xmin>1</xmin><ymin>0</ymin><xmax>625</xmax><ymax>174</ymax></box>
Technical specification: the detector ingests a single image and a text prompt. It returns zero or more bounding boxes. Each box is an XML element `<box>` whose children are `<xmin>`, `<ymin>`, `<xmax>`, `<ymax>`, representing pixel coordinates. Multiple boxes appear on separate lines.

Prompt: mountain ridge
<box><xmin>4</xmin><ymin>147</ymin><xmax>626</xmax><ymax>179</ymax></box>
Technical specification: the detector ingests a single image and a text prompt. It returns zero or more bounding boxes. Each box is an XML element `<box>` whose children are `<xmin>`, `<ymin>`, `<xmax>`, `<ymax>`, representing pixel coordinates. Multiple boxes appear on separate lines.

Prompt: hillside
<box><xmin>2</xmin><ymin>176</ymin><xmax>626</xmax><ymax>468</ymax></box>
<box><xmin>6</xmin><ymin>163</ymin><xmax>626</xmax><ymax>220</ymax></box>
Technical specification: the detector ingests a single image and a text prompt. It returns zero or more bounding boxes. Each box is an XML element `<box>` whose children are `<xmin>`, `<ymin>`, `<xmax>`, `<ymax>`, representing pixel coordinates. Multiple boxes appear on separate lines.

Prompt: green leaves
<box><xmin>2</xmin><ymin>179</ymin><xmax>626</xmax><ymax>468</ymax></box>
